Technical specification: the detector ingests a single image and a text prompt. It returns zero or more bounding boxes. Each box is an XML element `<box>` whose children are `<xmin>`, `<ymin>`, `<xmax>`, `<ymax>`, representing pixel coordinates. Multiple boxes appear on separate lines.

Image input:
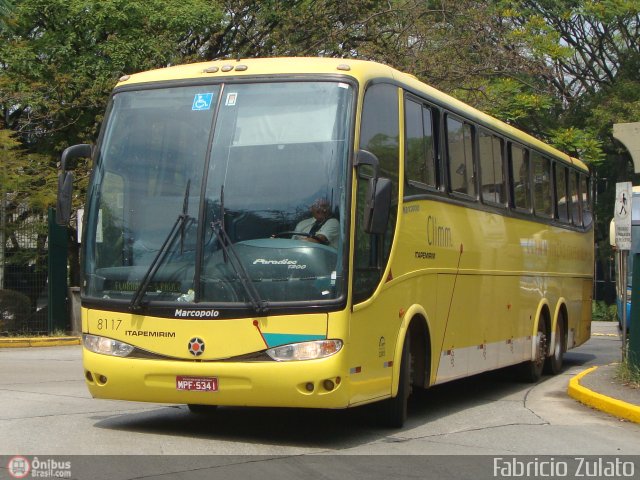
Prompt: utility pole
<box><xmin>0</xmin><ymin>145</ymin><xmax>6</xmax><ymax>290</ymax></box>
<box><xmin>0</xmin><ymin>190</ymin><xmax>5</xmax><ymax>290</ymax></box>
<box><xmin>614</xmin><ymin>123</ymin><xmax>640</xmax><ymax>369</ymax></box>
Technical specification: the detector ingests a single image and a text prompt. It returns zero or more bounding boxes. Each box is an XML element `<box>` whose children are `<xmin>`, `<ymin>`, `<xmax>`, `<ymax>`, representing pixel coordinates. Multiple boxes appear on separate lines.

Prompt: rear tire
<box><xmin>381</xmin><ymin>332</ymin><xmax>411</xmax><ymax>428</ymax></box>
<box><xmin>518</xmin><ymin>316</ymin><xmax>548</xmax><ymax>383</ymax></box>
<box><xmin>545</xmin><ymin>318</ymin><xmax>564</xmax><ymax>375</ymax></box>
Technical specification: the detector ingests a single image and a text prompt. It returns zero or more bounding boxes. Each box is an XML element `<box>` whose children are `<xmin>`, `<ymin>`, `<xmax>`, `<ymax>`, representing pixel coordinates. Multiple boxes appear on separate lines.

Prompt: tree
<box><xmin>1</xmin><ymin>0</ymin><xmax>224</xmax><ymax>153</ymax></box>
<box><xmin>0</xmin><ymin>0</ymin><xmax>12</xmax><ymax>31</ymax></box>
<box><xmin>0</xmin><ymin>0</ymin><xmax>225</xmax><ymax>290</ymax></box>
<box><xmin>1</xmin><ymin>0</ymin><xmax>638</xmax><ymax>304</ymax></box>
<box><xmin>0</xmin><ymin>128</ymin><xmax>53</xmax><ymax>304</ymax></box>
<box><xmin>497</xmin><ymin>0</ymin><xmax>640</xmax><ymax>276</ymax></box>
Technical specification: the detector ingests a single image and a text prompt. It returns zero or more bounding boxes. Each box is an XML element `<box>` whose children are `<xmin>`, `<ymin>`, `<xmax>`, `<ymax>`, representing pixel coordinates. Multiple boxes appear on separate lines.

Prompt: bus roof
<box><xmin>116</xmin><ymin>57</ymin><xmax>588</xmax><ymax>172</ymax></box>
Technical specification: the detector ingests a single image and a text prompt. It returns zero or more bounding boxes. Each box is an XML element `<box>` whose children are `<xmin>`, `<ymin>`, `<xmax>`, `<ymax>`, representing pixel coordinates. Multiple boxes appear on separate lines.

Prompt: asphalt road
<box><xmin>0</xmin><ymin>321</ymin><xmax>638</xmax><ymax>479</ymax></box>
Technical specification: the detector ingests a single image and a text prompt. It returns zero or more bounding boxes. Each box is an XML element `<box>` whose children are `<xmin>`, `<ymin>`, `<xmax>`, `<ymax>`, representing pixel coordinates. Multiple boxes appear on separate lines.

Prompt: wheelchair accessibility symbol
<box><xmin>192</xmin><ymin>93</ymin><xmax>214</xmax><ymax>111</ymax></box>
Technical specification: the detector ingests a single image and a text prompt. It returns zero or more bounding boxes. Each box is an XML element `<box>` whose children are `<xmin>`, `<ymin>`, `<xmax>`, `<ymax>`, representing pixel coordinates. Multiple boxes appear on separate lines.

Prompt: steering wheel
<box><xmin>272</xmin><ymin>231</ymin><xmax>330</xmax><ymax>246</ymax></box>
<box><xmin>272</xmin><ymin>231</ymin><xmax>312</xmax><ymax>239</ymax></box>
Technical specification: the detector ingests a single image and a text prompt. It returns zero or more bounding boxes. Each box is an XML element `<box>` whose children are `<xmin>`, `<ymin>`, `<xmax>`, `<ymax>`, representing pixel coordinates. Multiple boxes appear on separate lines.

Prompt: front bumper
<box><xmin>83</xmin><ymin>348</ymin><xmax>350</xmax><ymax>409</ymax></box>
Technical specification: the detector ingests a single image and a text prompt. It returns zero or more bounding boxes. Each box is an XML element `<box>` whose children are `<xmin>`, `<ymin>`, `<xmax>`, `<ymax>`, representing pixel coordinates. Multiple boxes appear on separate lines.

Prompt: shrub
<box><xmin>616</xmin><ymin>358</ymin><xmax>640</xmax><ymax>389</ymax></box>
<box><xmin>592</xmin><ymin>300</ymin><xmax>617</xmax><ymax>322</ymax></box>
<box><xmin>0</xmin><ymin>289</ymin><xmax>31</xmax><ymax>332</ymax></box>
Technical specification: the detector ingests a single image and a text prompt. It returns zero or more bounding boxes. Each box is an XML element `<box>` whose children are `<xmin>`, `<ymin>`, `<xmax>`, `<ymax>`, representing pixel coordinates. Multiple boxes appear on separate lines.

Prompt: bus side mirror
<box><xmin>364</xmin><ymin>177</ymin><xmax>392</xmax><ymax>234</ymax></box>
<box><xmin>355</xmin><ymin>150</ymin><xmax>391</xmax><ymax>235</ymax></box>
<box><xmin>56</xmin><ymin>144</ymin><xmax>91</xmax><ymax>225</ymax></box>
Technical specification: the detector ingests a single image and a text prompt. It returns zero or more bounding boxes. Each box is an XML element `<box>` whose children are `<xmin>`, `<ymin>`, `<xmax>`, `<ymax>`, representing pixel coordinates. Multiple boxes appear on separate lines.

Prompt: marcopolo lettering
<box><xmin>174</xmin><ymin>309</ymin><xmax>220</xmax><ymax>318</ymax></box>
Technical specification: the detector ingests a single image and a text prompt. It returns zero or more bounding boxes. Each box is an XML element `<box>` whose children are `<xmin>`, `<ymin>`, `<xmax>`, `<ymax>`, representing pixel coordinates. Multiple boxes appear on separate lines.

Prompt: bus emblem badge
<box><xmin>188</xmin><ymin>337</ymin><xmax>205</xmax><ymax>356</ymax></box>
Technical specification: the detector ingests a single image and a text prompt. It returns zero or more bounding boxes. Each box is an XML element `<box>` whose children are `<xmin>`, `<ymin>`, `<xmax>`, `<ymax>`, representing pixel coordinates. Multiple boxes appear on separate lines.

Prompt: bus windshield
<box><xmin>83</xmin><ymin>81</ymin><xmax>353</xmax><ymax>308</ymax></box>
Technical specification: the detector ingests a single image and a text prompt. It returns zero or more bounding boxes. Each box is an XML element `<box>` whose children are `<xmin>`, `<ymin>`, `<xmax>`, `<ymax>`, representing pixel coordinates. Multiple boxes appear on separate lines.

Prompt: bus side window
<box><xmin>353</xmin><ymin>83</ymin><xmax>400</xmax><ymax>303</ymax></box>
<box><xmin>446</xmin><ymin>116</ymin><xmax>476</xmax><ymax>198</ymax></box>
<box><xmin>509</xmin><ymin>144</ymin><xmax>531</xmax><ymax>212</ymax></box>
<box><xmin>404</xmin><ymin>97</ymin><xmax>438</xmax><ymax>194</ymax></box>
<box><xmin>532</xmin><ymin>152</ymin><xmax>552</xmax><ymax>218</ymax></box>
<box><xmin>580</xmin><ymin>174</ymin><xmax>593</xmax><ymax>227</ymax></box>
<box><xmin>555</xmin><ymin>163</ymin><xmax>570</xmax><ymax>223</ymax></box>
<box><xmin>479</xmin><ymin>131</ymin><xmax>506</xmax><ymax>205</ymax></box>
<box><xmin>569</xmin><ymin>170</ymin><xmax>581</xmax><ymax>226</ymax></box>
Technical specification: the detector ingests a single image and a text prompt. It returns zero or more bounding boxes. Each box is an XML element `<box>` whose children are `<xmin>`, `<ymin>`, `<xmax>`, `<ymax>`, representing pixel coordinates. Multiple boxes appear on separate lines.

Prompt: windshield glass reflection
<box><xmin>201</xmin><ymin>82</ymin><xmax>352</xmax><ymax>303</ymax></box>
<box><xmin>83</xmin><ymin>81</ymin><xmax>352</xmax><ymax>307</ymax></box>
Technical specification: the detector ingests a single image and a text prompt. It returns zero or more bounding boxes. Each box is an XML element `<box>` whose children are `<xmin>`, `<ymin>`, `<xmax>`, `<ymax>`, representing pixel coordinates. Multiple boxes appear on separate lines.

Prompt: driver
<box><xmin>294</xmin><ymin>198</ymin><xmax>339</xmax><ymax>248</ymax></box>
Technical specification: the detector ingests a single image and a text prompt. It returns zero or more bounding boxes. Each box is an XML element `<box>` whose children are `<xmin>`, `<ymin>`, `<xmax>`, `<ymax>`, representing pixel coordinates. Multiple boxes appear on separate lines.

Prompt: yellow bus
<box><xmin>58</xmin><ymin>57</ymin><xmax>594</xmax><ymax>427</ymax></box>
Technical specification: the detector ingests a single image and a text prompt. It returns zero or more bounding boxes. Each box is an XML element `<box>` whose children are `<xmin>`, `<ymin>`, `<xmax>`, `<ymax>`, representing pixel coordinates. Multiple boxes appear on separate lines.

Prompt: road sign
<box><xmin>615</xmin><ymin>182</ymin><xmax>632</xmax><ymax>250</ymax></box>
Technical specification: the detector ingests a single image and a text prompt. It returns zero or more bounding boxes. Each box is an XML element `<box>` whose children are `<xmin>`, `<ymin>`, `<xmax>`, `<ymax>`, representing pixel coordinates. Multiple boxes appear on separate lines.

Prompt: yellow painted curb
<box><xmin>0</xmin><ymin>337</ymin><xmax>81</xmax><ymax>348</ymax></box>
<box><xmin>568</xmin><ymin>366</ymin><xmax>640</xmax><ymax>424</ymax></box>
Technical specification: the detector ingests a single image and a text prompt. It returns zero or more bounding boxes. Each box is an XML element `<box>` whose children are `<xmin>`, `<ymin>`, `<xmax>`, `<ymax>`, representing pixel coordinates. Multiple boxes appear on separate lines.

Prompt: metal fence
<box><xmin>0</xmin><ymin>201</ymin><xmax>49</xmax><ymax>334</ymax></box>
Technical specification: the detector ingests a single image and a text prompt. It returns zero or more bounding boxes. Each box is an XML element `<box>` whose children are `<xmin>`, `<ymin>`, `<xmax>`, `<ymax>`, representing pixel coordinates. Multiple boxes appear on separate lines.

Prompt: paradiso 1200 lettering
<box><xmin>253</xmin><ymin>258</ymin><xmax>307</xmax><ymax>269</ymax></box>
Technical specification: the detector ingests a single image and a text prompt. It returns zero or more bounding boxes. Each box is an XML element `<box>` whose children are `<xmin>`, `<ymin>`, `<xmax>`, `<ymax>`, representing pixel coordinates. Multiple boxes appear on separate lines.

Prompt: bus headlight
<box><xmin>266</xmin><ymin>339</ymin><xmax>343</xmax><ymax>361</ymax></box>
<box><xmin>83</xmin><ymin>334</ymin><xmax>135</xmax><ymax>357</ymax></box>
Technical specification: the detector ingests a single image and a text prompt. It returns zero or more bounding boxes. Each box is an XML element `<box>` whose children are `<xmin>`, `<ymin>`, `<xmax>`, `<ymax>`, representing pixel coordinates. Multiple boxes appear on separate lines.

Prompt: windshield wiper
<box><xmin>210</xmin><ymin>220</ymin><xmax>269</xmax><ymax>315</ymax></box>
<box><xmin>129</xmin><ymin>180</ymin><xmax>192</xmax><ymax>312</ymax></box>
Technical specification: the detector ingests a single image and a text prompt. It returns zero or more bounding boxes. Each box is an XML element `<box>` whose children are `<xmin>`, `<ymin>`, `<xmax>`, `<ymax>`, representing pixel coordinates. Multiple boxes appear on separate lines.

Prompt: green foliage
<box><xmin>0</xmin><ymin>0</ymin><xmax>223</xmax><ymax>153</ymax></box>
<box><xmin>592</xmin><ymin>300</ymin><xmax>617</xmax><ymax>322</ymax></box>
<box><xmin>586</xmin><ymin>76</ymin><xmax>640</xmax><ymax>139</ymax></box>
<box><xmin>0</xmin><ymin>0</ymin><xmax>638</xmax><ymax>298</ymax></box>
<box><xmin>616</xmin><ymin>358</ymin><xmax>640</xmax><ymax>388</ymax></box>
<box><xmin>0</xmin><ymin>129</ymin><xmax>56</xmax><ymax>210</ymax></box>
<box><xmin>548</xmin><ymin>127</ymin><xmax>605</xmax><ymax>165</ymax></box>
<box><xmin>0</xmin><ymin>0</ymin><xmax>11</xmax><ymax>29</ymax></box>
<box><xmin>460</xmin><ymin>77</ymin><xmax>556</xmax><ymax>126</ymax></box>
<box><xmin>0</xmin><ymin>289</ymin><xmax>31</xmax><ymax>331</ymax></box>
<box><xmin>500</xmin><ymin>7</ymin><xmax>572</xmax><ymax>62</ymax></box>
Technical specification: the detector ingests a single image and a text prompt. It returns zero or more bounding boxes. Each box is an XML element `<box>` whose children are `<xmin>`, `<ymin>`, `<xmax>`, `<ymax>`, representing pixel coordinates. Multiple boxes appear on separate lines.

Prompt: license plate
<box><xmin>176</xmin><ymin>376</ymin><xmax>218</xmax><ymax>392</ymax></box>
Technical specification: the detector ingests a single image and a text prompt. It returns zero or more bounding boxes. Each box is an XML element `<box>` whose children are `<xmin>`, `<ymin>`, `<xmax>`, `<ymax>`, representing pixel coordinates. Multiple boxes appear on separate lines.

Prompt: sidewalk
<box><xmin>568</xmin><ymin>363</ymin><xmax>640</xmax><ymax>424</ymax></box>
<box><xmin>0</xmin><ymin>336</ymin><xmax>80</xmax><ymax>348</ymax></box>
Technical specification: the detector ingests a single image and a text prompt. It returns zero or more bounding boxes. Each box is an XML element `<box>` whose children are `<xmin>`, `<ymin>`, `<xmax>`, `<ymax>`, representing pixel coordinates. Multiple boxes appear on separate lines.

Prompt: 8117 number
<box><xmin>96</xmin><ymin>318</ymin><xmax>122</xmax><ymax>331</ymax></box>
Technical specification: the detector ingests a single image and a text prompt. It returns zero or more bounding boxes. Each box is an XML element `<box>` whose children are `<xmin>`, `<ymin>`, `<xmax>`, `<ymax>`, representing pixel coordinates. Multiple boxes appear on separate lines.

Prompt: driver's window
<box><xmin>353</xmin><ymin>83</ymin><xmax>399</xmax><ymax>304</ymax></box>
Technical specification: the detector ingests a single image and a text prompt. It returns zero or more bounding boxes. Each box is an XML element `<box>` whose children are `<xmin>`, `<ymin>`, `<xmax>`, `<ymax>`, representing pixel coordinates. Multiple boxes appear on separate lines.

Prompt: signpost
<box><xmin>614</xmin><ymin>182</ymin><xmax>632</xmax><ymax>249</ymax></box>
<box><xmin>613</xmin><ymin>123</ymin><xmax>640</xmax><ymax>368</ymax></box>
<box><xmin>615</xmin><ymin>182</ymin><xmax>632</xmax><ymax>359</ymax></box>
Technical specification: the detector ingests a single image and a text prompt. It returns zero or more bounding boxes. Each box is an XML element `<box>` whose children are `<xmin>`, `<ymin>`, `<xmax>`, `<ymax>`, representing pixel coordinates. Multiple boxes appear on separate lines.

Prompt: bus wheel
<box><xmin>518</xmin><ymin>317</ymin><xmax>548</xmax><ymax>383</ymax></box>
<box><xmin>381</xmin><ymin>332</ymin><xmax>411</xmax><ymax>428</ymax></box>
<box><xmin>545</xmin><ymin>318</ymin><xmax>564</xmax><ymax>375</ymax></box>
<box><xmin>187</xmin><ymin>404</ymin><xmax>218</xmax><ymax>415</ymax></box>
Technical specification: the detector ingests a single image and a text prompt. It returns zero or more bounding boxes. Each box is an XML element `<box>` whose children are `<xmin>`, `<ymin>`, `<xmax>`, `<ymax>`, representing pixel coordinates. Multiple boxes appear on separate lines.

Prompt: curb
<box><xmin>568</xmin><ymin>366</ymin><xmax>640</xmax><ymax>424</ymax></box>
<box><xmin>0</xmin><ymin>337</ymin><xmax>81</xmax><ymax>348</ymax></box>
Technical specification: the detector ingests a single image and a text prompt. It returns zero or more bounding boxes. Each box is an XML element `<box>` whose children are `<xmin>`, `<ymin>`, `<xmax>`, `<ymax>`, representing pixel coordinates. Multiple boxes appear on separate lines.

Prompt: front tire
<box><xmin>381</xmin><ymin>332</ymin><xmax>411</xmax><ymax>428</ymax></box>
